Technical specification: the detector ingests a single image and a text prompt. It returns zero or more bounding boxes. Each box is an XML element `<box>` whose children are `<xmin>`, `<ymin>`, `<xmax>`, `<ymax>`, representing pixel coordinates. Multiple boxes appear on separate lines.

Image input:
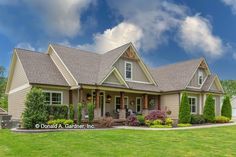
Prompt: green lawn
<box><xmin>1</xmin><ymin>126</ymin><xmax>236</xmax><ymax>157</ymax></box>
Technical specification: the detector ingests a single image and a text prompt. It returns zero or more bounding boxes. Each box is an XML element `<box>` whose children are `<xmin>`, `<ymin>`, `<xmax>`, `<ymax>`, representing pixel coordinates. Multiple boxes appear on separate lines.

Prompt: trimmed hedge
<box><xmin>179</xmin><ymin>92</ymin><xmax>191</xmax><ymax>123</ymax></box>
<box><xmin>203</xmin><ymin>94</ymin><xmax>215</xmax><ymax>122</ymax></box>
<box><xmin>215</xmin><ymin>116</ymin><xmax>230</xmax><ymax>123</ymax></box>
<box><xmin>221</xmin><ymin>96</ymin><xmax>232</xmax><ymax>119</ymax></box>
<box><xmin>87</xmin><ymin>102</ymin><xmax>94</xmax><ymax>125</ymax></box>
<box><xmin>78</xmin><ymin>103</ymin><xmax>83</xmax><ymax>125</ymax></box>
<box><xmin>46</xmin><ymin>104</ymin><xmax>69</xmax><ymax>119</ymax></box>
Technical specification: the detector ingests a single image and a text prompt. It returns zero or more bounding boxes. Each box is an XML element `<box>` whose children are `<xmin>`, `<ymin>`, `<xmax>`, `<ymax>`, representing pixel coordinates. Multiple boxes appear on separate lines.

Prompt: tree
<box><xmin>22</xmin><ymin>88</ymin><xmax>48</xmax><ymax>129</ymax></box>
<box><xmin>203</xmin><ymin>94</ymin><xmax>215</xmax><ymax>122</ymax></box>
<box><xmin>221</xmin><ymin>96</ymin><xmax>232</xmax><ymax>119</ymax></box>
<box><xmin>179</xmin><ymin>92</ymin><xmax>191</xmax><ymax>123</ymax></box>
<box><xmin>87</xmin><ymin>102</ymin><xmax>94</xmax><ymax>125</ymax></box>
<box><xmin>78</xmin><ymin>103</ymin><xmax>83</xmax><ymax>125</ymax></box>
<box><xmin>0</xmin><ymin>66</ymin><xmax>5</xmax><ymax>78</ymax></box>
<box><xmin>221</xmin><ymin>80</ymin><xmax>236</xmax><ymax>98</ymax></box>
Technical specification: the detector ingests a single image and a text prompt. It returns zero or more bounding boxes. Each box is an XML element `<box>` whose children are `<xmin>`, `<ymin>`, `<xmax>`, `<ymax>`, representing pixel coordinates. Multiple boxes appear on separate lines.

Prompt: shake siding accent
<box><xmin>210</xmin><ymin>82</ymin><xmax>218</xmax><ymax>91</ymax></box>
<box><xmin>160</xmin><ymin>94</ymin><xmax>179</xmax><ymax>119</ymax></box>
<box><xmin>8</xmin><ymin>86</ymin><xmax>31</xmax><ymax>120</ymax></box>
<box><xmin>10</xmin><ymin>57</ymin><xmax>29</xmax><ymax>90</ymax></box>
<box><xmin>104</xmin><ymin>72</ymin><xmax>120</xmax><ymax>84</ymax></box>
<box><xmin>49</xmin><ymin>48</ymin><xmax>77</xmax><ymax>86</ymax></box>
<box><xmin>114</xmin><ymin>58</ymin><xmax>149</xmax><ymax>82</ymax></box>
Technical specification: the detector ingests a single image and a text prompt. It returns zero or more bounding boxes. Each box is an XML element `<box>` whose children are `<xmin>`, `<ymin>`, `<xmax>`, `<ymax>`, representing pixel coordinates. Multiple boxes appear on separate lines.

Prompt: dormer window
<box><xmin>198</xmin><ymin>71</ymin><xmax>203</xmax><ymax>85</ymax></box>
<box><xmin>125</xmin><ymin>61</ymin><xmax>132</xmax><ymax>80</ymax></box>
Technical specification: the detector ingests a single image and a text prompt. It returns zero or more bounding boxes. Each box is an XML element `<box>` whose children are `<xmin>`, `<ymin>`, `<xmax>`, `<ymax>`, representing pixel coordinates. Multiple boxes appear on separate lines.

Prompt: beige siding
<box><xmin>189</xmin><ymin>68</ymin><xmax>207</xmax><ymax>87</ymax></box>
<box><xmin>49</xmin><ymin>48</ymin><xmax>77</xmax><ymax>86</ymax></box>
<box><xmin>104</xmin><ymin>72</ymin><xmax>120</xmax><ymax>84</ymax></box>
<box><xmin>10</xmin><ymin>57</ymin><xmax>28</xmax><ymax>90</ymax></box>
<box><xmin>8</xmin><ymin>86</ymin><xmax>31</xmax><ymax>120</ymax></box>
<box><xmin>161</xmin><ymin>94</ymin><xmax>180</xmax><ymax>119</ymax></box>
<box><xmin>114</xmin><ymin>58</ymin><xmax>149</xmax><ymax>82</ymax></box>
<box><xmin>210</xmin><ymin>82</ymin><xmax>218</xmax><ymax>91</ymax></box>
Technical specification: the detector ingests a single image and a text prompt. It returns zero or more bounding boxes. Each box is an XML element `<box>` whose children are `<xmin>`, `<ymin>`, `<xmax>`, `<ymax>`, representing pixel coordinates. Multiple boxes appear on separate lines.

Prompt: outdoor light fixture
<box><xmin>86</xmin><ymin>93</ymin><xmax>92</xmax><ymax>101</ymax></box>
<box><xmin>106</xmin><ymin>95</ymin><xmax>112</xmax><ymax>102</ymax></box>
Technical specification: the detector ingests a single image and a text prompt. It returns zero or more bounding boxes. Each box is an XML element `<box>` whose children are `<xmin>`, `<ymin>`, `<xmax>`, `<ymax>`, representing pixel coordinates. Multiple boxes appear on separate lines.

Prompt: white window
<box><xmin>198</xmin><ymin>71</ymin><xmax>203</xmax><ymax>85</ymax></box>
<box><xmin>125</xmin><ymin>62</ymin><xmax>132</xmax><ymax>80</ymax></box>
<box><xmin>43</xmin><ymin>91</ymin><xmax>63</xmax><ymax>105</ymax></box>
<box><xmin>189</xmin><ymin>97</ymin><xmax>197</xmax><ymax>114</ymax></box>
<box><xmin>115</xmin><ymin>96</ymin><xmax>128</xmax><ymax>112</ymax></box>
<box><xmin>136</xmin><ymin>97</ymin><xmax>142</xmax><ymax>113</ymax></box>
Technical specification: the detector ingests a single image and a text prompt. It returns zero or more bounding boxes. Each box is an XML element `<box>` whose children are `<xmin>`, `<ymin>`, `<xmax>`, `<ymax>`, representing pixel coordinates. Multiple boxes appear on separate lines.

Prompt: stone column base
<box><xmin>94</xmin><ymin>108</ymin><xmax>101</xmax><ymax>120</ymax></box>
<box><xmin>142</xmin><ymin>109</ymin><xmax>149</xmax><ymax>116</ymax></box>
<box><xmin>119</xmin><ymin>109</ymin><xmax>126</xmax><ymax>120</ymax></box>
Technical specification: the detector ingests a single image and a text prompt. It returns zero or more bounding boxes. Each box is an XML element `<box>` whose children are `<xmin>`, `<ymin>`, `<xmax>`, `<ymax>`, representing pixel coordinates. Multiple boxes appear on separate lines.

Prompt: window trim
<box><xmin>189</xmin><ymin>96</ymin><xmax>197</xmax><ymax>114</ymax></box>
<box><xmin>136</xmin><ymin>97</ymin><xmax>142</xmax><ymax>113</ymax></box>
<box><xmin>114</xmin><ymin>96</ymin><xmax>129</xmax><ymax>111</ymax></box>
<box><xmin>198</xmin><ymin>71</ymin><xmax>204</xmax><ymax>85</ymax></box>
<box><xmin>124</xmin><ymin>61</ymin><xmax>133</xmax><ymax>80</ymax></box>
<box><xmin>43</xmin><ymin>90</ymin><xmax>63</xmax><ymax>105</ymax></box>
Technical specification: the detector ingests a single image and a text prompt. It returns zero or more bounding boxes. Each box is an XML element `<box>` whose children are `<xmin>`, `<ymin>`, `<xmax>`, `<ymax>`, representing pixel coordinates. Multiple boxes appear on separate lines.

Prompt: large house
<box><xmin>5</xmin><ymin>43</ymin><xmax>224</xmax><ymax>121</ymax></box>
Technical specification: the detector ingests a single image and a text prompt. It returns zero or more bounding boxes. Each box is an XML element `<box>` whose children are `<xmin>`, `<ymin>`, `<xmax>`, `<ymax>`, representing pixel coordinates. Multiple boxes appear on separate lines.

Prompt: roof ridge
<box><xmin>15</xmin><ymin>48</ymin><xmax>43</xmax><ymax>54</ymax></box>
<box><xmin>103</xmin><ymin>42</ymin><xmax>131</xmax><ymax>55</ymax></box>
<box><xmin>50</xmin><ymin>43</ymin><xmax>100</xmax><ymax>56</ymax></box>
<box><xmin>152</xmin><ymin>57</ymin><xmax>204</xmax><ymax>71</ymax></box>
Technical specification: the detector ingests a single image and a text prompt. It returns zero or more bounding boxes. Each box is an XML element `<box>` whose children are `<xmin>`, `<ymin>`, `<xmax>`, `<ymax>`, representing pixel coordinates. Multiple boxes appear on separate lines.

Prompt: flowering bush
<box><xmin>145</xmin><ymin>110</ymin><xmax>166</xmax><ymax>121</ymax></box>
<box><xmin>126</xmin><ymin>115</ymin><xmax>139</xmax><ymax>126</ymax></box>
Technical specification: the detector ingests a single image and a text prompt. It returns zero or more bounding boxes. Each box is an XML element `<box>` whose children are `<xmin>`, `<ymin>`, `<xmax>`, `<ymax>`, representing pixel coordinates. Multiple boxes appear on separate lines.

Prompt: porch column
<box><xmin>157</xmin><ymin>95</ymin><xmax>161</xmax><ymax>110</ymax></box>
<box><xmin>142</xmin><ymin>94</ymin><xmax>149</xmax><ymax>116</ymax></box>
<box><xmin>119</xmin><ymin>92</ymin><xmax>126</xmax><ymax>120</ymax></box>
<box><xmin>94</xmin><ymin>89</ymin><xmax>101</xmax><ymax>120</ymax></box>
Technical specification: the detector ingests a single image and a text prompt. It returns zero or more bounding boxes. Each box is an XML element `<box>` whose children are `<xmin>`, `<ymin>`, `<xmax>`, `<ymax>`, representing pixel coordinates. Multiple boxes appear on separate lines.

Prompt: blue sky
<box><xmin>0</xmin><ymin>0</ymin><xmax>236</xmax><ymax>80</ymax></box>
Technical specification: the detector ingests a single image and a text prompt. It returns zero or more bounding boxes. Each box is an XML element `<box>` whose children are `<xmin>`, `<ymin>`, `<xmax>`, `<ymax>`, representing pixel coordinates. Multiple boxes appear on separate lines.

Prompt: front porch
<box><xmin>72</xmin><ymin>87</ymin><xmax>161</xmax><ymax>120</ymax></box>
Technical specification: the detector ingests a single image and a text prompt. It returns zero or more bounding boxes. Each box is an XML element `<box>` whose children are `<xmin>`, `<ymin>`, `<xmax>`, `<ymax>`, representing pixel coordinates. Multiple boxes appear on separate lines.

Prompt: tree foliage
<box><xmin>221</xmin><ymin>80</ymin><xmax>236</xmax><ymax>98</ymax></box>
<box><xmin>87</xmin><ymin>102</ymin><xmax>94</xmax><ymax>125</ymax></box>
<box><xmin>0</xmin><ymin>66</ymin><xmax>7</xmax><ymax>110</ymax></box>
<box><xmin>203</xmin><ymin>94</ymin><xmax>215</xmax><ymax>122</ymax></box>
<box><xmin>78</xmin><ymin>103</ymin><xmax>83</xmax><ymax>125</ymax></box>
<box><xmin>221</xmin><ymin>96</ymin><xmax>232</xmax><ymax>119</ymax></box>
<box><xmin>22</xmin><ymin>88</ymin><xmax>48</xmax><ymax>129</ymax></box>
<box><xmin>179</xmin><ymin>92</ymin><xmax>191</xmax><ymax>123</ymax></box>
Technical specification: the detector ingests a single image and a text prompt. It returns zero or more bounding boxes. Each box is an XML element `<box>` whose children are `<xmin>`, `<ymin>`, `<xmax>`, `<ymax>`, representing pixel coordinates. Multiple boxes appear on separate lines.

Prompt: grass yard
<box><xmin>0</xmin><ymin>126</ymin><xmax>236</xmax><ymax>157</ymax></box>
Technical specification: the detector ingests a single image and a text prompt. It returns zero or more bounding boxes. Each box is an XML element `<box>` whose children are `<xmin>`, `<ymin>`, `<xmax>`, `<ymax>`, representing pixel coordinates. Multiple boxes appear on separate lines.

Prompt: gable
<box><xmin>209</xmin><ymin>78</ymin><xmax>223</xmax><ymax>92</ymax></box>
<box><xmin>103</xmin><ymin>72</ymin><xmax>121</xmax><ymax>84</ymax></box>
<box><xmin>101</xmin><ymin>67</ymin><xmax>129</xmax><ymax>87</ymax></box>
<box><xmin>187</xmin><ymin>59</ymin><xmax>210</xmax><ymax>88</ymax></box>
<box><xmin>113</xmin><ymin>45</ymin><xmax>154</xmax><ymax>84</ymax></box>
<box><xmin>6</xmin><ymin>52</ymin><xmax>29</xmax><ymax>93</ymax></box>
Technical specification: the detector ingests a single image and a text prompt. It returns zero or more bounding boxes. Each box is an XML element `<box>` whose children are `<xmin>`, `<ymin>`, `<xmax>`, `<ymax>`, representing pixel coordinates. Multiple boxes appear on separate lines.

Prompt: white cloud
<box><xmin>78</xmin><ymin>22</ymin><xmax>143</xmax><ymax>53</ymax></box>
<box><xmin>106</xmin><ymin>0</ymin><xmax>187</xmax><ymax>52</ymax></box>
<box><xmin>16</xmin><ymin>42</ymin><xmax>36</xmax><ymax>51</ymax></box>
<box><xmin>23</xmin><ymin>0</ymin><xmax>93</xmax><ymax>37</ymax></box>
<box><xmin>222</xmin><ymin>0</ymin><xmax>236</xmax><ymax>14</ymax></box>
<box><xmin>178</xmin><ymin>15</ymin><xmax>224</xmax><ymax>58</ymax></box>
<box><xmin>233</xmin><ymin>53</ymin><xmax>236</xmax><ymax>60</ymax></box>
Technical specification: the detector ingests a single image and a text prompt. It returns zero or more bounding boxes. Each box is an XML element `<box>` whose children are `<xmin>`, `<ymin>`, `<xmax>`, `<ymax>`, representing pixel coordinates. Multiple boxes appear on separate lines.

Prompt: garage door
<box><xmin>233</xmin><ymin>109</ymin><xmax>236</xmax><ymax>117</ymax></box>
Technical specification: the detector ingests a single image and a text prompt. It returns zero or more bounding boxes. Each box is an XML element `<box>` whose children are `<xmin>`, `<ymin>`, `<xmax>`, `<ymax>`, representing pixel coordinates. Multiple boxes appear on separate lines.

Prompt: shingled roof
<box><xmin>150</xmin><ymin>58</ymin><xmax>203</xmax><ymax>91</ymax></box>
<box><xmin>16</xmin><ymin>49</ymin><xmax>69</xmax><ymax>87</ymax></box>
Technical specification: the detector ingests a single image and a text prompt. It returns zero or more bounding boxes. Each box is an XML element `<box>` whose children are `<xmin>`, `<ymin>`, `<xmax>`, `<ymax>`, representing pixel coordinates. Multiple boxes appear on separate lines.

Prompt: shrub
<box><xmin>46</xmin><ymin>104</ymin><xmax>69</xmax><ymax>119</ymax></box>
<box><xmin>203</xmin><ymin>94</ymin><xmax>215</xmax><ymax>122</ymax></box>
<box><xmin>145</xmin><ymin>110</ymin><xmax>166</xmax><ymax>121</ymax></box>
<box><xmin>153</xmin><ymin>119</ymin><xmax>162</xmax><ymax>125</ymax></box>
<box><xmin>22</xmin><ymin>88</ymin><xmax>48</xmax><ymax>129</ymax></box>
<box><xmin>47</xmin><ymin>119</ymin><xmax>74</xmax><ymax>126</ymax></box>
<box><xmin>63</xmin><ymin>119</ymin><xmax>74</xmax><ymax>125</ymax></box>
<box><xmin>145</xmin><ymin>120</ymin><xmax>153</xmax><ymax>126</ymax></box>
<box><xmin>69</xmin><ymin>104</ymin><xmax>74</xmax><ymax>120</ymax></box>
<box><xmin>78</xmin><ymin>103</ymin><xmax>83</xmax><ymax>125</ymax></box>
<box><xmin>190</xmin><ymin>115</ymin><xmax>205</xmax><ymax>124</ymax></box>
<box><xmin>215</xmin><ymin>116</ymin><xmax>230</xmax><ymax>123</ymax></box>
<box><xmin>179</xmin><ymin>92</ymin><xmax>191</xmax><ymax>123</ymax></box>
<box><xmin>177</xmin><ymin>123</ymin><xmax>192</xmax><ymax>127</ymax></box>
<box><xmin>221</xmin><ymin>96</ymin><xmax>232</xmax><ymax>119</ymax></box>
<box><xmin>165</xmin><ymin>118</ymin><xmax>173</xmax><ymax>126</ymax></box>
<box><xmin>99</xmin><ymin>117</ymin><xmax>113</xmax><ymax>128</ymax></box>
<box><xmin>150</xmin><ymin>125</ymin><xmax>172</xmax><ymax>128</ymax></box>
<box><xmin>87</xmin><ymin>102</ymin><xmax>94</xmax><ymax>125</ymax></box>
<box><xmin>137</xmin><ymin>115</ymin><xmax>145</xmax><ymax>125</ymax></box>
<box><xmin>126</xmin><ymin>115</ymin><xmax>139</xmax><ymax>126</ymax></box>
